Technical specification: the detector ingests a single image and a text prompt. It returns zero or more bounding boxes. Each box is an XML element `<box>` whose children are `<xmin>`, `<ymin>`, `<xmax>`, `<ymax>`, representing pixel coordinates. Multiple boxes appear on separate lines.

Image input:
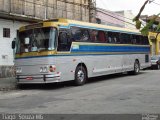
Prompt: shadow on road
<box><xmin>17</xmin><ymin>71</ymin><xmax>147</xmax><ymax>90</ymax></box>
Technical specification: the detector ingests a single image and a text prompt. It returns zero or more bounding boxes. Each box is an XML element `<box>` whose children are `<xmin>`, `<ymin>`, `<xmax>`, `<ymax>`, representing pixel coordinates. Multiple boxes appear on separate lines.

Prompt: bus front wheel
<box><xmin>74</xmin><ymin>65</ymin><xmax>87</xmax><ymax>86</ymax></box>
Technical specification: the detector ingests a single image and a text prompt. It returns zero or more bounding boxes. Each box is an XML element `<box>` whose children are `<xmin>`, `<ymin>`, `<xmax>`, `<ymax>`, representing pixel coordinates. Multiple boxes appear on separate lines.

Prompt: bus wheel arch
<box><xmin>74</xmin><ymin>63</ymin><xmax>88</xmax><ymax>86</ymax></box>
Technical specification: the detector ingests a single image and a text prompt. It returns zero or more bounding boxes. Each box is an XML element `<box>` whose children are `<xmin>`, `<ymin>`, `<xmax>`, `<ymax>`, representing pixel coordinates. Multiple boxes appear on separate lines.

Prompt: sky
<box><xmin>96</xmin><ymin>0</ymin><xmax>160</xmax><ymax>16</ymax></box>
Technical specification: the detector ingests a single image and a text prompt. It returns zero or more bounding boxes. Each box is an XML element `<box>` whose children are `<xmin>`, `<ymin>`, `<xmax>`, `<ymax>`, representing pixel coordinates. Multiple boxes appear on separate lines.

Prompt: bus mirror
<box><xmin>12</xmin><ymin>39</ymin><xmax>16</xmax><ymax>49</ymax></box>
<box><xmin>25</xmin><ymin>38</ymin><xmax>30</xmax><ymax>45</ymax></box>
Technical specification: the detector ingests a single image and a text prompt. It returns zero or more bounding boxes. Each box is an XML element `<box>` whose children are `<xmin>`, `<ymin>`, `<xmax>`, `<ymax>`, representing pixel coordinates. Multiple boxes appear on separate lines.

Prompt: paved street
<box><xmin>0</xmin><ymin>70</ymin><xmax>160</xmax><ymax>114</ymax></box>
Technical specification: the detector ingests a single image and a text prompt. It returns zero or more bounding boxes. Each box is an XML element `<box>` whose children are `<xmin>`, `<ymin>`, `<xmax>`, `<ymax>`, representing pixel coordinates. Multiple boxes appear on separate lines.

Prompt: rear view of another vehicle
<box><xmin>151</xmin><ymin>56</ymin><xmax>160</xmax><ymax>70</ymax></box>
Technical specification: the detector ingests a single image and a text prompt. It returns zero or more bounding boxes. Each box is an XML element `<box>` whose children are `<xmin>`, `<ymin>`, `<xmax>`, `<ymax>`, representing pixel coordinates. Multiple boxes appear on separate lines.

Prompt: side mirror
<box><xmin>12</xmin><ymin>40</ymin><xmax>16</xmax><ymax>49</ymax></box>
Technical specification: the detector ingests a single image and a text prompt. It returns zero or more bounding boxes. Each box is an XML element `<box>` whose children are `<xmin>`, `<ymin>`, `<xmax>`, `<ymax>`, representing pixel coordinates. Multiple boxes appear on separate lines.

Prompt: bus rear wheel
<box><xmin>74</xmin><ymin>65</ymin><xmax>87</xmax><ymax>86</ymax></box>
<box><xmin>128</xmin><ymin>60</ymin><xmax>140</xmax><ymax>75</ymax></box>
<box><xmin>156</xmin><ymin>64</ymin><xmax>160</xmax><ymax>70</ymax></box>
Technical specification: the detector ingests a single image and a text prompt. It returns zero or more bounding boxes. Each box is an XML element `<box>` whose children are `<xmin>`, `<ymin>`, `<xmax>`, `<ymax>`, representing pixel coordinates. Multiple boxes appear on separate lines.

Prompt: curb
<box><xmin>0</xmin><ymin>86</ymin><xmax>17</xmax><ymax>91</ymax></box>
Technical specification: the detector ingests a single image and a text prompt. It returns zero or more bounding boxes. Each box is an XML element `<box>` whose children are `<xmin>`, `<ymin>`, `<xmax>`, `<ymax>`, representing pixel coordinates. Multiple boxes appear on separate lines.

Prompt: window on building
<box><xmin>3</xmin><ymin>28</ymin><xmax>10</xmax><ymax>38</ymax></box>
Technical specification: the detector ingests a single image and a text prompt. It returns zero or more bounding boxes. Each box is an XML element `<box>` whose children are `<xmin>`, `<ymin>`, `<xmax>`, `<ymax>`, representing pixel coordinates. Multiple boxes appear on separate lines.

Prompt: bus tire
<box><xmin>74</xmin><ymin>65</ymin><xmax>87</xmax><ymax>86</ymax></box>
<box><xmin>129</xmin><ymin>60</ymin><xmax>140</xmax><ymax>75</ymax></box>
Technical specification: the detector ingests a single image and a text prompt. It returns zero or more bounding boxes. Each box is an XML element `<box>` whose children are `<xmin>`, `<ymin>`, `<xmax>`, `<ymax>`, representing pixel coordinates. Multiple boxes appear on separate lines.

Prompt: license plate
<box><xmin>26</xmin><ymin>77</ymin><xmax>33</xmax><ymax>80</ymax></box>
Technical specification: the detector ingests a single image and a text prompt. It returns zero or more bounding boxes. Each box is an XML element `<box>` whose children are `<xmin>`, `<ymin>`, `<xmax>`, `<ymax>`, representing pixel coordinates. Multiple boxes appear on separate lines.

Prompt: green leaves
<box><xmin>135</xmin><ymin>20</ymin><xmax>142</xmax><ymax>29</ymax></box>
<box><xmin>140</xmin><ymin>13</ymin><xmax>160</xmax><ymax>36</ymax></box>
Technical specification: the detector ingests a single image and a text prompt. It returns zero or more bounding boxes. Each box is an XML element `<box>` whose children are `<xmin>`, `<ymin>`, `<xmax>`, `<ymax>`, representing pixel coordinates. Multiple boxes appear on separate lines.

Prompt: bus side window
<box><xmin>132</xmin><ymin>35</ymin><xmax>137</xmax><ymax>44</ymax></box>
<box><xmin>144</xmin><ymin>36</ymin><xmax>149</xmax><ymax>45</ymax></box>
<box><xmin>136</xmin><ymin>35</ymin><xmax>142</xmax><ymax>45</ymax></box>
<box><xmin>97</xmin><ymin>31</ymin><xmax>106</xmax><ymax>43</ymax></box>
<box><xmin>105</xmin><ymin>32</ymin><xmax>108</xmax><ymax>43</ymax></box>
<box><xmin>113</xmin><ymin>32</ymin><xmax>120</xmax><ymax>44</ymax></box>
<box><xmin>71</xmin><ymin>27</ymin><xmax>89</xmax><ymax>42</ymax></box>
<box><xmin>71</xmin><ymin>27</ymin><xmax>82</xmax><ymax>41</ymax></box>
<box><xmin>108</xmin><ymin>32</ymin><xmax>112</xmax><ymax>43</ymax></box>
<box><xmin>81</xmin><ymin>29</ymin><xmax>90</xmax><ymax>42</ymax></box>
<box><xmin>89</xmin><ymin>30</ymin><xmax>98</xmax><ymax>42</ymax></box>
<box><xmin>58</xmin><ymin>30</ymin><xmax>71</xmax><ymax>51</ymax></box>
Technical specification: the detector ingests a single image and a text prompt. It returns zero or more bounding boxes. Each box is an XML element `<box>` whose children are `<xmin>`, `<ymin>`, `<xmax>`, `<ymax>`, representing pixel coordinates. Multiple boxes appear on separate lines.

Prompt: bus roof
<box><xmin>20</xmin><ymin>18</ymin><xmax>141</xmax><ymax>35</ymax></box>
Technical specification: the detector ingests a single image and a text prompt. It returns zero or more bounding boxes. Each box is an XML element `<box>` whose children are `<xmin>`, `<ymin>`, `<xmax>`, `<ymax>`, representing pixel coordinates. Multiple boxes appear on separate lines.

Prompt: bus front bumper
<box><xmin>16</xmin><ymin>74</ymin><xmax>61</xmax><ymax>84</ymax></box>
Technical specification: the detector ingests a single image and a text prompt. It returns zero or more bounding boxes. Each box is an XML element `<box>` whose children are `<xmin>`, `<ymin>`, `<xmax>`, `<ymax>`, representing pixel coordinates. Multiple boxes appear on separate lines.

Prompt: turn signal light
<box><xmin>49</xmin><ymin>65</ymin><xmax>56</xmax><ymax>72</ymax></box>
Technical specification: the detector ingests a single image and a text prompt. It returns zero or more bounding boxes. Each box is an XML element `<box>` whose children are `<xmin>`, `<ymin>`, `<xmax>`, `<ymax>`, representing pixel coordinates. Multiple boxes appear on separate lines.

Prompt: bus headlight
<box><xmin>16</xmin><ymin>67</ymin><xmax>22</xmax><ymax>73</ymax></box>
<box><xmin>40</xmin><ymin>67</ymin><xmax>43</xmax><ymax>73</ymax></box>
<box><xmin>43</xmin><ymin>67</ymin><xmax>48</xmax><ymax>73</ymax></box>
<box><xmin>40</xmin><ymin>66</ymin><xmax>49</xmax><ymax>73</ymax></box>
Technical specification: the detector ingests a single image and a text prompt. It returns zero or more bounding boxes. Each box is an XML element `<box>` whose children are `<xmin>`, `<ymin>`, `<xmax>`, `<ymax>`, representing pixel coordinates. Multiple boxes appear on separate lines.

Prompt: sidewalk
<box><xmin>0</xmin><ymin>77</ymin><xmax>17</xmax><ymax>91</ymax></box>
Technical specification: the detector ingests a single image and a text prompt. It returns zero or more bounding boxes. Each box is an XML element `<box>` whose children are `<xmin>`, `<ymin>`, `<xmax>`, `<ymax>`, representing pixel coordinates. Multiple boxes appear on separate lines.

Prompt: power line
<box><xmin>151</xmin><ymin>1</ymin><xmax>160</xmax><ymax>6</ymax></box>
<box><xmin>106</xmin><ymin>10</ymin><xmax>134</xmax><ymax>21</ymax></box>
<box><xmin>97</xmin><ymin>9</ymin><xmax>136</xmax><ymax>27</ymax></box>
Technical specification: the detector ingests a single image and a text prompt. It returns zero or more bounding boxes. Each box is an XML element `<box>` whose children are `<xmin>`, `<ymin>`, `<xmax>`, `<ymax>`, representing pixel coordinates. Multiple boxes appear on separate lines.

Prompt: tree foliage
<box><xmin>133</xmin><ymin>0</ymin><xmax>160</xmax><ymax>36</ymax></box>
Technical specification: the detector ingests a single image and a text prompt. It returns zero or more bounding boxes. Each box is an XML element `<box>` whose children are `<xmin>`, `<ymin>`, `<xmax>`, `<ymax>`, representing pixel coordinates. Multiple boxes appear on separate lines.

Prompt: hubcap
<box><xmin>158</xmin><ymin>65</ymin><xmax>160</xmax><ymax>69</ymax></box>
<box><xmin>135</xmin><ymin>63</ymin><xmax>139</xmax><ymax>73</ymax></box>
<box><xmin>77</xmin><ymin>70</ymin><xmax>85</xmax><ymax>82</ymax></box>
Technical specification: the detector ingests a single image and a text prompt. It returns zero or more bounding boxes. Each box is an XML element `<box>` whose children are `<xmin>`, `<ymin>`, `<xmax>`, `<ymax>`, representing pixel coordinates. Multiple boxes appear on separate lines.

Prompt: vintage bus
<box><xmin>12</xmin><ymin>18</ymin><xmax>151</xmax><ymax>86</ymax></box>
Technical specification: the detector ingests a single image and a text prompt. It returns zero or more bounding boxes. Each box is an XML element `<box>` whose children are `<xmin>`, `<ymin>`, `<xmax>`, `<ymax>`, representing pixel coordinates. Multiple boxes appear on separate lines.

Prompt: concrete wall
<box><xmin>0</xmin><ymin>19</ymin><xmax>28</xmax><ymax>77</ymax></box>
<box><xmin>0</xmin><ymin>0</ymin><xmax>90</xmax><ymax>22</ymax></box>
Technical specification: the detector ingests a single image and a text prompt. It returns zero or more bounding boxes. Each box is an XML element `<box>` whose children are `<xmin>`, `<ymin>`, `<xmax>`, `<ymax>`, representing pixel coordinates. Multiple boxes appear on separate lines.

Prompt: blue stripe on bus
<box><xmin>71</xmin><ymin>45</ymin><xmax>150</xmax><ymax>53</ymax></box>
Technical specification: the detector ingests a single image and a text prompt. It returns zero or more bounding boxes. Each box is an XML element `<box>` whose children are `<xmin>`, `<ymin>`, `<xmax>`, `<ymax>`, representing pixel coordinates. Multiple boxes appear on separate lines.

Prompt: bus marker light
<box><xmin>50</xmin><ymin>65</ymin><xmax>56</xmax><ymax>72</ymax></box>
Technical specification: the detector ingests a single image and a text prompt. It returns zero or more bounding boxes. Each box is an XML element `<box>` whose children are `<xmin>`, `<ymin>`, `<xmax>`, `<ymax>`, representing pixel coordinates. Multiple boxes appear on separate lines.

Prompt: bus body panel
<box><xmin>15</xmin><ymin>53</ymin><xmax>150</xmax><ymax>84</ymax></box>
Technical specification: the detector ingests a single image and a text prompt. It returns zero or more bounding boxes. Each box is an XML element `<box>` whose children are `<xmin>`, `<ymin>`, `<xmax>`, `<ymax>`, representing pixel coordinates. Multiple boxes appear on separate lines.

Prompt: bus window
<box><xmin>81</xmin><ymin>29</ymin><xmax>90</xmax><ymax>42</ymax></box>
<box><xmin>89</xmin><ymin>30</ymin><xmax>98</xmax><ymax>42</ymax></box>
<box><xmin>107</xmin><ymin>32</ymin><xmax>120</xmax><ymax>44</ymax></box>
<box><xmin>58</xmin><ymin>30</ymin><xmax>71</xmax><ymax>51</ymax></box>
<box><xmin>142</xmin><ymin>36</ymin><xmax>149</xmax><ymax>45</ymax></box>
<box><xmin>108</xmin><ymin>32</ymin><xmax>113</xmax><ymax>43</ymax></box>
<box><xmin>71</xmin><ymin>27</ymin><xmax>90</xmax><ymax>42</ymax></box>
<box><xmin>97</xmin><ymin>31</ymin><xmax>106</xmax><ymax>43</ymax></box>
<box><xmin>113</xmin><ymin>32</ymin><xmax>120</xmax><ymax>44</ymax></box>
<box><xmin>120</xmin><ymin>33</ymin><xmax>131</xmax><ymax>44</ymax></box>
<box><xmin>136</xmin><ymin>35</ymin><xmax>142</xmax><ymax>45</ymax></box>
<box><xmin>132</xmin><ymin>35</ymin><xmax>137</xmax><ymax>44</ymax></box>
<box><xmin>105</xmin><ymin>32</ymin><xmax>108</xmax><ymax>43</ymax></box>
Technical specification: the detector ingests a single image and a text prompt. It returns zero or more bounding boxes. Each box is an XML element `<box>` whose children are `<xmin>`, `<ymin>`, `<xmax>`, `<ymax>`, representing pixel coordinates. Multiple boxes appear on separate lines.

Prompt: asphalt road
<box><xmin>0</xmin><ymin>70</ymin><xmax>160</xmax><ymax>114</ymax></box>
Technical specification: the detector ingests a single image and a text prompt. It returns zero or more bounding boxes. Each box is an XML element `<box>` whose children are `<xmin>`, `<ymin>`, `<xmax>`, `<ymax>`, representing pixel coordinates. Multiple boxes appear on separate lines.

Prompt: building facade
<box><xmin>96</xmin><ymin>8</ymin><xmax>125</xmax><ymax>27</ymax></box>
<box><xmin>0</xmin><ymin>0</ymin><xmax>93</xmax><ymax>77</ymax></box>
<box><xmin>96</xmin><ymin>8</ymin><xmax>137</xmax><ymax>30</ymax></box>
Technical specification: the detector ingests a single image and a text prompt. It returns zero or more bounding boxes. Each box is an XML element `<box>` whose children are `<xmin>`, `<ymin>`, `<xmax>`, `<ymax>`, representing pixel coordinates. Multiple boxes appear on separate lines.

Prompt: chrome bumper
<box><xmin>16</xmin><ymin>74</ymin><xmax>61</xmax><ymax>84</ymax></box>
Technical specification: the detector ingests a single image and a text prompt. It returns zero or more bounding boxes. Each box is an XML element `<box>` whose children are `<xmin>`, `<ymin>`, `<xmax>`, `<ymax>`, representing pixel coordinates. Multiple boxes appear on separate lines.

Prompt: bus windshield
<box><xmin>16</xmin><ymin>27</ymin><xmax>56</xmax><ymax>53</ymax></box>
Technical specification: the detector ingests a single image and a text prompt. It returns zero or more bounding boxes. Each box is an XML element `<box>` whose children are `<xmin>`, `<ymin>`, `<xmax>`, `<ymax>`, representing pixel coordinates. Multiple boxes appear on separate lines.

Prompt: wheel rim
<box><xmin>135</xmin><ymin>63</ymin><xmax>139</xmax><ymax>73</ymax></box>
<box><xmin>158</xmin><ymin>64</ymin><xmax>160</xmax><ymax>69</ymax></box>
<box><xmin>77</xmin><ymin>70</ymin><xmax>85</xmax><ymax>82</ymax></box>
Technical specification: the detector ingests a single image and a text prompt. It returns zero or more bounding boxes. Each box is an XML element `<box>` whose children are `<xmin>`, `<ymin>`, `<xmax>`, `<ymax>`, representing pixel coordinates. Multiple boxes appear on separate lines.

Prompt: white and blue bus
<box><xmin>12</xmin><ymin>18</ymin><xmax>151</xmax><ymax>85</ymax></box>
